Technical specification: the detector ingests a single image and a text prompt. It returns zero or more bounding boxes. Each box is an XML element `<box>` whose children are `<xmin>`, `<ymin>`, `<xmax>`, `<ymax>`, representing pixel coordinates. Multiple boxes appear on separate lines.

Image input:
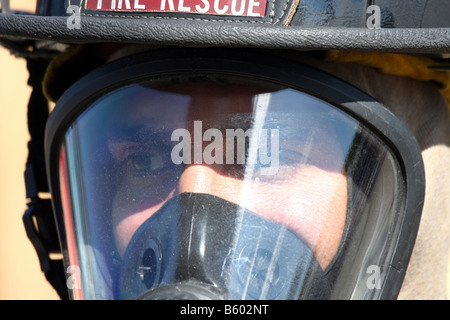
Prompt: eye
<box><xmin>279</xmin><ymin>149</ymin><xmax>311</xmax><ymax>166</ymax></box>
<box><xmin>129</xmin><ymin>152</ymin><xmax>165</xmax><ymax>175</ymax></box>
<box><xmin>253</xmin><ymin>148</ymin><xmax>312</xmax><ymax>182</ymax></box>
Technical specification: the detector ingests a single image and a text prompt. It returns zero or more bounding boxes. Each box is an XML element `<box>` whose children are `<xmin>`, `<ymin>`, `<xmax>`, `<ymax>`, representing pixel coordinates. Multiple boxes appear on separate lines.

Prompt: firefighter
<box><xmin>0</xmin><ymin>0</ymin><xmax>449</xmax><ymax>300</ymax></box>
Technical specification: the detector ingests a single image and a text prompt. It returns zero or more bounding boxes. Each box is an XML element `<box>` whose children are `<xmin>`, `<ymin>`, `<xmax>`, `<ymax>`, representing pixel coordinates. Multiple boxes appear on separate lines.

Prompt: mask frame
<box><xmin>44</xmin><ymin>47</ymin><xmax>425</xmax><ymax>300</ymax></box>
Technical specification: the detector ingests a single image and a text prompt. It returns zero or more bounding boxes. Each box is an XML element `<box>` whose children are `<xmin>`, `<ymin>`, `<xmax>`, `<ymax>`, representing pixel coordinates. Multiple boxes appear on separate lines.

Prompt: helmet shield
<box><xmin>46</xmin><ymin>49</ymin><xmax>424</xmax><ymax>300</ymax></box>
<box><xmin>1</xmin><ymin>0</ymin><xmax>449</xmax><ymax>54</ymax></box>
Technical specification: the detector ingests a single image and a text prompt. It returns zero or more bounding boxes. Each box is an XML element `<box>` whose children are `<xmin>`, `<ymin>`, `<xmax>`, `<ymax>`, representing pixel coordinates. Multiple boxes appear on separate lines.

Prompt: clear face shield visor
<box><xmin>45</xmin><ymin>49</ymin><xmax>425</xmax><ymax>300</ymax></box>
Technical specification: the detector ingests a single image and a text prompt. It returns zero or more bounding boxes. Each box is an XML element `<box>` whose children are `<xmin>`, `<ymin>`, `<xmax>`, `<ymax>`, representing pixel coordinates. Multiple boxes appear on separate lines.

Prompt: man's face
<box><xmin>107</xmin><ymin>82</ymin><xmax>348</xmax><ymax>269</ymax></box>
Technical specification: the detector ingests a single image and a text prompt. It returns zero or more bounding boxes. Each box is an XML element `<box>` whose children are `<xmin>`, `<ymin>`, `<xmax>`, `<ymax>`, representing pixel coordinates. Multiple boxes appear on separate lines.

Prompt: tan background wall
<box><xmin>0</xmin><ymin>0</ymin><xmax>59</xmax><ymax>300</ymax></box>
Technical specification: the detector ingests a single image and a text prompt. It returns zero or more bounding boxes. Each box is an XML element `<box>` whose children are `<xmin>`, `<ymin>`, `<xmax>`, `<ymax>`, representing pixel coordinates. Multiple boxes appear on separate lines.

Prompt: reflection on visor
<box><xmin>57</xmin><ymin>80</ymin><xmax>403</xmax><ymax>300</ymax></box>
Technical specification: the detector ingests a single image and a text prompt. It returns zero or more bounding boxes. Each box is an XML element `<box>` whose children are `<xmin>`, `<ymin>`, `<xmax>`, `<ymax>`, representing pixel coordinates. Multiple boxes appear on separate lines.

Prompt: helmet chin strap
<box><xmin>22</xmin><ymin>56</ymin><xmax>69</xmax><ymax>300</ymax></box>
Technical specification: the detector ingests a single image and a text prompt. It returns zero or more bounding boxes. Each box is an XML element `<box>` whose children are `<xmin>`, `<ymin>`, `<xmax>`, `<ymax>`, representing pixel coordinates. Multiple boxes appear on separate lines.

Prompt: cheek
<box><xmin>242</xmin><ymin>168</ymin><xmax>348</xmax><ymax>269</ymax></box>
<box><xmin>112</xmin><ymin>206</ymin><xmax>154</xmax><ymax>257</ymax></box>
<box><xmin>112</xmin><ymin>190</ymin><xmax>174</xmax><ymax>257</ymax></box>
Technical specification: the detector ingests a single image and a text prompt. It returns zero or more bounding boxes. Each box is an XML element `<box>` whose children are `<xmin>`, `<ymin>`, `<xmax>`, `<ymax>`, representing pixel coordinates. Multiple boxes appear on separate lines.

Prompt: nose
<box><xmin>177</xmin><ymin>164</ymin><xmax>244</xmax><ymax>203</ymax></box>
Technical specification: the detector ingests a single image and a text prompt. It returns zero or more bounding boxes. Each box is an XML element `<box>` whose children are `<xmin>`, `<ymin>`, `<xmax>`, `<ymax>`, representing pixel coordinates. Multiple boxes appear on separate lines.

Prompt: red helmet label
<box><xmin>85</xmin><ymin>0</ymin><xmax>267</xmax><ymax>17</ymax></box>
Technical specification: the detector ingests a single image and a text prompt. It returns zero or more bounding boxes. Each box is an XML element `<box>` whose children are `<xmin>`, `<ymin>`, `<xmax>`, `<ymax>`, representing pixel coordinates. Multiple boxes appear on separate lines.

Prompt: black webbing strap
<box><xmin>22</xmin><ymin>57</ymin><xmax>69</xmax><ymax>300</ymax></box>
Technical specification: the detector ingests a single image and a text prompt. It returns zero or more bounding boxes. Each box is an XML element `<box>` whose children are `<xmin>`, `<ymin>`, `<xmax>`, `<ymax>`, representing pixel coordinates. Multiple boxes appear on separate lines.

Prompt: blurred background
<box><xmin>0</xmin><ymin>0</ymin><xmax>59</xmax><ymax>299</ymax></box>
